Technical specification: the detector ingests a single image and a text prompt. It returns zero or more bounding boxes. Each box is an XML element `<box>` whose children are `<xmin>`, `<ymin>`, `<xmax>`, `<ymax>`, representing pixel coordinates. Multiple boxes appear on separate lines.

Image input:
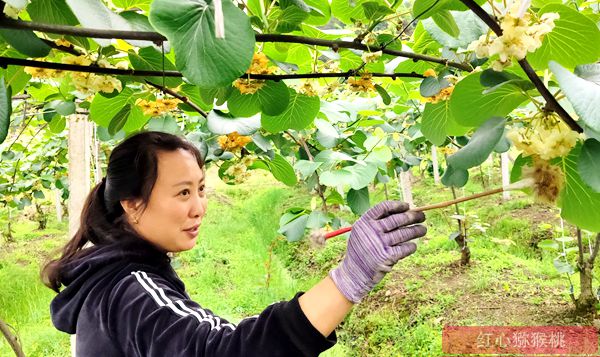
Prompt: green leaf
<box><xmin>294</xmin><ymin>160</ymin><xmax>322</xmax><ymax>179</ymax></box>
<box><xmin>261</xmin><ymin>89</ymin><xmax>320</xmax><ymax>132</ymax></box>
<box><xmin>128</xmin><ymin>47</ymin><xmax>182</xmax><ymax>88</ymax></box>
<box><xmin>28</xmin><ymin>0</ymin><xmax>79</xmax><ymax>25</ymax></box>
<box><xmin>549</xmin><ymin>61</ymin><xmax>600</xmax><ymax>132</ymax></box>
<box><xmin>278</xmin><ymin>213</ymin><xmax>309</xmax><ymax>242</ymax></box>
<box><xmin>206</xmin><ymin>110</ymin><xmax>261</xmax><ymax>135</ymax></box>
<box><xmin>555</xmin><ymin>236</ymin><xmax>574</xmax><ymax>243</ymax></box>
<box><xmin>113</xmin><ymin>0</ymin><xmax>151</xmax><ymax>10</ymax></box>
<box><xmin>412</xmin><ymin>0</ymin><xmax>486</xmax><ymax>18</ymax></box>
<box><xmin>319</xmin><ymin>162</ymin><xmax>378</xmax><ymax>190</ymax></box>
<box><xmin>314</xmin><ymin>118</ymin><xmax>340</xmax><ymax>148</ymax></box>
<box><xmin>420</xmin><ymin>76</ymin><xmax>442</xmax><ymax>97</ymax></box>
<box><xmin>303</xmin><ymin>0</ymin><xmax>331</xmax><ymax>26</ymax></box>
<box><xmin>55</xmin><ymin>101</ymin><xmax>76</xmax><ymax>116</ymax></box>
<box><xmin>149</xmin><ymin>0</ymin><xmax>255</xmax><ymax>88</ymax></box>
<box><xmin>280</xmin><ymin>0</ymin><xmax>311</xmax><ymax>12</ymax></box>
<box><xmin>90</xmin><ymin>87</ymin><xmax>145</xmax><ymax>127</ymax></box>
<box><xmin>493</xmin><ymin>133</ymin><xmax>510</xmax><ymax>153</ymax></box>
<box><xmin>509</xmin><ymin>154</ymin><xmax>532</xmax><ymax>183</ymax></box>
<box><xmin>227</xmin><ymin>81</ymin><xmax>290</xmax><ymax>117</ymax></box>
<box><xmin>362</xmin><ymin>1</ymin><xmax>393</xmax><ymax>21</ymax></box>
<box><xmin>447</xmin><ymin>117</ymin><xmax>506</xmax><ymax>170</ymax></box>
<box><xmin>306</xmin><ymin>210</ymin><xmax>329</xmax><ymax>230</ymax></box>
<box><xmin>146</xmin><ymin>115</ymin><xmax>182</xmax><ymax>135</ymax></box>
<box><xmin>267</xmin><ymin>154</ymin><xmax>298</xmax><ymax>186</ymax></box>
<box><xmin>122</xmin><ymin>105</ymin><xmax>150</xmax><ymax>133</ymax></box>
<box><xmin>421</xmin><ymin>101</ymin><xmax>469</xmax><ymax>146</ymax></box>
<box><xmin>28</xmin><ymin>0</ymin><xmax>88</xmax><ymax>49</ymax></box>
<box><xmin>374</xmin><ymin>84</ymin><xmax>391</xmax><ymax>105</ymax></box>
<box><xmin>331</xmin><ymin>0</ymin><xmax>377</xmax><ymax>24</ymax></box>
<box><xmin>347</xmin><ymin>187</ymin><xmax>370</xmax><ymax>215</ymax></box>
<box><xmin>119</xmin><ymin>11</ymin><xmax>165</xmax><ymax>51</ymax></box>
<box><xmin>422</xmin><ymin>10</ymin><xmax>486</xmax><ymax>48</ymax></box>
<box><xmin>1</xmin><ymin>150</ymin><xmax>15</xmax><ymax>160</ymax></box>
<box><xmin>449</xmin><ymin>72</ymin><xmax>528</xmax><ymax>127</ymax></box>
<box><xmin>559</xmin><ymin>144</ymin><xmax>600</xmax><ymax>232</ymax></box>
<box><xmin>431</xmin><ymin>10</ymin><xmax>459</xmax><ymax>38</ymax></box>
<box><xmin>48</xmin><ymin>115</ymin><xmax>66</xmax><ymax>133</ymax></box>
<box><xmin>200</xmin><ymin>86</ymin><xmax>233</xmax><ymax>106</ymax></box>
<box><xmin>3</xmin><ymin>66</ymin><xmax>31</xmax><ymax>95</ymax></box>
<box><xmin>528</xmin><ymin>4</ymin><xmax>600</xmax><ymax>70</ymax></box>
<box><xmin>480</xmin><ymin>69</ymin><xmax>523</xmax><ymax>88</ymax></box>
<box><xmin>553</xmin><ymin>258</ymin><xmax>574</xmax><ymax>274</ymax></box>
<box><xmin>108</xmin><ymin>104</ymin><xmax>132</xmax><ymax>135</ymax></box>
<box><xmin>33</xmin><ymin>190</ymin><xmax>45</xmax><ymax>200</ymax></box>
<box><xmin>441</xmin><ymin>164</ymin><xmax>468</xmax><ymax>188</ymax></box>
<box><xmin>0</xmin><ymin>29</ymin><xmax>51</xmax><ymax>57</ymax></box>
<box><xmin>578</xmin><ymin>139</ymin><xmax>600</xmax><ymax>192</ymax></box>
<box><xmin>178</xmin><ymin>84</ymin><xmax>212</xmax><ymax>112</ymax></box>
<box><xmin>274</xmin><ymin>6</ymin><xmax>309</xmax><ymax>33</ymax></box>
<box><xmin>538</xmin><ymin>239</ymin><xmax>559</xmax><ymax>250</ymax></box>
<box><xmin>66</xmin><ymin>0</ymin><xmax>154</xmax><ymax>48</ymax></box>
<box><xmin>0</xmin><ymin>77</ymin><xmax>11</xmax><ymax>144</ymax></box>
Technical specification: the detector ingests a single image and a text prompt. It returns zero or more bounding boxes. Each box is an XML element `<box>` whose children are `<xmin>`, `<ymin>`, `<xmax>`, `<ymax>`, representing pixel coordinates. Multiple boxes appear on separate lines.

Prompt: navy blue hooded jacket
<box><xmin>50</xmin><ymin>239</ymin><xmax>337</xmax><ymax>356</ymax></box>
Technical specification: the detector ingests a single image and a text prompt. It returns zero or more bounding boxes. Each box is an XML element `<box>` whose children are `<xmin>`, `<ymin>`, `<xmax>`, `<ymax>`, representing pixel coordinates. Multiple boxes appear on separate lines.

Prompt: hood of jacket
<box><xmin>50</xmin><ymin>238</ymin><xmax>172</xmax><ymax>334</ymax></box>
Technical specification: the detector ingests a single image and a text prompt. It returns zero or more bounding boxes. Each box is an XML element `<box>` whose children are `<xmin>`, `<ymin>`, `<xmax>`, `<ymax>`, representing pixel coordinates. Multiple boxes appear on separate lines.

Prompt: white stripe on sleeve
<box><xmin>131</xmin><ymin>271</ymin><xmax>234</xmax><ymax>331</ymax></box>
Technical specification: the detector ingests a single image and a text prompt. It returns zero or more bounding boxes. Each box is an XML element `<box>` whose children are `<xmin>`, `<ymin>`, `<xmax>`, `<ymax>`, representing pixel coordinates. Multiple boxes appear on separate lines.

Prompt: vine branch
<box><xmin>0</xmin><ymin>18</ymin><xmax>472</xmax><ymax>71</ymax></box>
<box><xmin>40</xmin><ymin>38</ymin><xmax>82</xmax><ymax>56</ymax></box>
<box><xmin>285</xmin><ymin>130</ymin><xmax>328</xmax><ymax>213</ymax></box>
<box><xmin>459</xmin><ymin>0</ymin><xmax>583</xmax><ymax>133</ymax></box>
<box><xmin>0</xmin><ymin>318</ymin><xmax>24</xmax><ymax>357</ymax></box>
<box><xmin>589</xmin><ymin>233</ymin><xmax>600</xmax><ymax>264</ymax></box>
<box><xmin>144</xmin><ymin>81</ymin><xmax>208</xmax><ymax>118</ymax></box>
<box><xmin>0</xmin><ymin>56</ymin><xmax>424</xmax><ymax>80</ymax></box>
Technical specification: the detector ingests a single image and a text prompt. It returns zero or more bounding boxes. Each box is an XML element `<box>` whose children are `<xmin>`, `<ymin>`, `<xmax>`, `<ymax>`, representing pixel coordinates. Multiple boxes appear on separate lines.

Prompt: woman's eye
<box><xmin>180</xmin><ymin>189</ymin><xmax>190</xmax><ymax>196</ymax></box>
<box><xmin>199</xmin><ymin>185</ymin><xmax>205</xmax><ymax>192</ymax></box>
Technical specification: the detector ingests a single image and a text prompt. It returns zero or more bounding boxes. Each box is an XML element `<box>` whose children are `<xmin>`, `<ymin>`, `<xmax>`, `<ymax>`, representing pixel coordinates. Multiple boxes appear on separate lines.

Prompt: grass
<box><xmin>0</xmin><ymin>167</ymin><xmax>597</xmax><ymax>356</ymax></box>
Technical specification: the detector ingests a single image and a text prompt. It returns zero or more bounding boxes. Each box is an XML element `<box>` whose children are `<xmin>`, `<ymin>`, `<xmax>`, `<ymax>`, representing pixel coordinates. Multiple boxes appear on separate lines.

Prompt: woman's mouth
<box><xmin>183</xmin><ymin>224</ymin><xmax>200</xmax><ymax>237</ymax></box>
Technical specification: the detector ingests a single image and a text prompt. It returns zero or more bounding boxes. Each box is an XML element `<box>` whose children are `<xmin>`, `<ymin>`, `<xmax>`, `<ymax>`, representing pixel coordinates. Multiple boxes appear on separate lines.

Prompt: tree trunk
<box><xmin>4</xmin><ymin>208</ymin><xmax>14</xmax><ymax>242</ymax></box>
<box><xmin>451</xmin><ymin>187</ymin><xmax>470</xmax><ymax>265</ymax></box>
<box><xmin>399</xmin><ymin>170</ymin><xmax>414</xmax><ymax>208</ymax></box>
<box><xmin>67</xmin><ymin>115</ymin><xmax>91</xmax><ymax>238</ymax></box>
<box><xmin>575</xmin><ymin>231</ymin><xmax>600</xmax><ymax>315</ymax></box>
<box><xmin>501</xmin><ymin>152</ymin><xmax>510</xmax><ymax>201</ymax></box>
<box><xmin>0</xmin><ymin>318</ymin><xmax>25</xmax><ymax>357</ymax></box>
<box><xmin>576</xmin><ymin>262</ymin><xmax>596</xmax><ymax>315</ymax></box>
<box><xmin>454</xmin><ymin>232</ymin><xmax>471</xmax><ymax>266</ymax></box>
<box><xmin>35</xmin><ymin>202</ymin><xmax>47</xmax><ymax>230</ymax></box>
<box><xmin>431</xmin><ymin>146</ymin><xmax>440</xmax><ymax>184</ymax></box>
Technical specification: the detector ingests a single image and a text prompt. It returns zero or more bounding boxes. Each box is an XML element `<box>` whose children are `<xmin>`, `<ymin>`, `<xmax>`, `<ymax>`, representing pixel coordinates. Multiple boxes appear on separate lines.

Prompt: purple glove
<box><xmin>329</xmin><ymin>201</ymin><xmax>426</xmax><ymax>303</ymax></box>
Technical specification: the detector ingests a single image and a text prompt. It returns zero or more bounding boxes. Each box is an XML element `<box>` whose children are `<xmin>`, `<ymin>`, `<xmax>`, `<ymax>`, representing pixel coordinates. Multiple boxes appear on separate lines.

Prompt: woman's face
<box><xmin>126</xmin><ymin>148</ymin><xmax>207</xmax><ymax>252</ymax></box>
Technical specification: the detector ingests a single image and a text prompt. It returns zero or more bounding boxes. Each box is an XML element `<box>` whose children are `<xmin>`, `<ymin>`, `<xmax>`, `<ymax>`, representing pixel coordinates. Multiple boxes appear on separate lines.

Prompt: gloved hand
<box><xmin>329</xmin><ymin>201</ymin><xmax>426</xmax><ymax>303</ymax></box>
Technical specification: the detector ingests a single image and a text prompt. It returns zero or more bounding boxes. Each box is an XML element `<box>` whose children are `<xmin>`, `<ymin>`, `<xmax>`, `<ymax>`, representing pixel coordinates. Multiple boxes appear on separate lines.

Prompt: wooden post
<box><xmin>399</xmin><ymin>170</ymin><xmax>414</xmax><ymax>208</ymax></box>
<box><xmin>501</xmin><ymin>152</ymin><xmax>510</xmax><ymax>201</ymax></box>
<box><xmin>67</xmin><ymin>114</ymin><xmax>91</xmax><ymax>356</ymax></box>
<box><xmin>431</xmin><ymin>146</ymin><xmax>440</xmax><ymax>184</ymax></box>
<box><xmin>67</xmin><ymin>114</ymin><xmax>91</xmax><ymax>240</ymax></box>
<box><xmin>54</xmin><ymin>189</ymin><xmax>63</xmax><ymax>223</ymax></box>
<box><xmin>91</xmin><ymin>123</ymin><xmax>102</xmax><ymax>185</ymax></box>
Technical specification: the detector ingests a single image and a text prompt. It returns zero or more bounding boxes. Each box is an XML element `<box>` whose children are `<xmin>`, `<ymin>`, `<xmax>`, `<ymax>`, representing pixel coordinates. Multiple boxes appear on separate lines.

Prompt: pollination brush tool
<box><xmin>309</xmin><ymin>178</ymin><xmax>534</xmax><ymax>246</ymax></box>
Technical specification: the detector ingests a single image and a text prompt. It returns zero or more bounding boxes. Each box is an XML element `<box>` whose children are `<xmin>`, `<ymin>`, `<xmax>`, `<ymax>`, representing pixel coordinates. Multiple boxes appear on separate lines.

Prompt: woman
<box><xmin>42</xmin><ymin>131</ymin><xmax>426</xmax><ymax>356</ymax></box>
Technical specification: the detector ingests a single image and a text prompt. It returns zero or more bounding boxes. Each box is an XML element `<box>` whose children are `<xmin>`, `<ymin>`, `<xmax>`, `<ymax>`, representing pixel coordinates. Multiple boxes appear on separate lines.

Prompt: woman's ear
<box><xmin>120</xmin><ymin>199</ymin><xmax>143</xmax><ymax>221</ymax></box>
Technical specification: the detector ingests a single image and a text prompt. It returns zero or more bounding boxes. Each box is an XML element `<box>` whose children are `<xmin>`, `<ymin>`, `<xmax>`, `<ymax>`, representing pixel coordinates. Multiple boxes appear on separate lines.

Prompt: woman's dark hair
<box><xmin>41</xmin><ymin>131</ymin><xmax>204</xmax><ymax>292</ymax></box>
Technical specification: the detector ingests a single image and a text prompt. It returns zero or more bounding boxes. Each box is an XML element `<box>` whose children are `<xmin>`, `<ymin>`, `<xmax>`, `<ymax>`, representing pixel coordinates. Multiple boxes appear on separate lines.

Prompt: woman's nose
<box><xmin>191</xmin><ymin>192</ymin><xmax>206</xmax><ymax>218</ymax></box>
